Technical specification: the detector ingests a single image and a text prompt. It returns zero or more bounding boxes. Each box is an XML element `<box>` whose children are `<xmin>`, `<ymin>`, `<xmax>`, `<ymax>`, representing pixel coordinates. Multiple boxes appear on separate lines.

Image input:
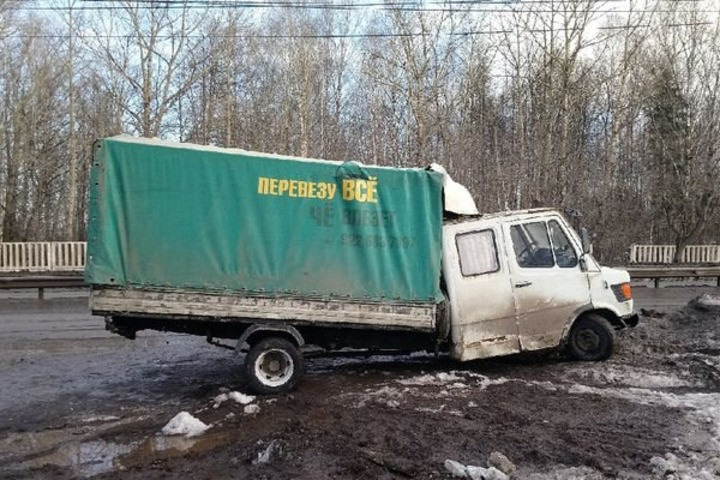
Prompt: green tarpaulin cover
<box><xmin>85</xmin><ymin>136</ymin><xmax>444</xmax><ymax>302</ymax></box>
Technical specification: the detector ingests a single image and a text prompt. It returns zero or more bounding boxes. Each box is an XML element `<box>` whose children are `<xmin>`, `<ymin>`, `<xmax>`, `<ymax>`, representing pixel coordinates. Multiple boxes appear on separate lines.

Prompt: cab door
<box><xmin>503</xmin><ymin>217</ymin><xmax>590</xmax><ymax>351</ymax></box>
<box><xmin>443</xmin><ymin>220</ymin><xmax>520</xmax><ymax>361</ymax></box>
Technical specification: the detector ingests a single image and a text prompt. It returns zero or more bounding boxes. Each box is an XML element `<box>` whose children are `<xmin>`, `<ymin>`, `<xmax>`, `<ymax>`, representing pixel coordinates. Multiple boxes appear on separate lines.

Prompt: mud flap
<box><xmin>105</xmin><ymin>316</ymin><xmax>137</xmax><ymax>340</ymax></box>
<box><xmin>622</xmin><ymin>313</ymin><xmax>639</xmax><ymax>328</ymax></box>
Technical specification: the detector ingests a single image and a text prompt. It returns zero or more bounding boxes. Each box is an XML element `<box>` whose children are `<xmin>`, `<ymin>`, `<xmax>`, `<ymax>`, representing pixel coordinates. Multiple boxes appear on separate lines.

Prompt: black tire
<box><xmin>245</xmin><ymin>337</ymin><xmax>304</xmax><ymax>395</ymax></box>
<box><xmin>565</xmin><ymin>314</ymin><xmax>614</xmax><ymax>361</ymax></box>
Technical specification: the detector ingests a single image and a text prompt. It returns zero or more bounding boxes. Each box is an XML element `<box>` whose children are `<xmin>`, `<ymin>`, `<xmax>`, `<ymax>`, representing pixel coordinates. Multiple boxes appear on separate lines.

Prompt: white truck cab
<box><xmin>443</xmin><ymin>208</ymin><xmax>637</xmax><ymax>362</ymax></box>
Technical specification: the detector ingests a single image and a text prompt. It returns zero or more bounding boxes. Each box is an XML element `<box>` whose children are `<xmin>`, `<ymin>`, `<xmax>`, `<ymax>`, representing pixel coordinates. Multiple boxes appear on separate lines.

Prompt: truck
<box><xmin>86</xmin><ymin>135</ymin><xmax>639</xmax><ymax>394</ymax></box>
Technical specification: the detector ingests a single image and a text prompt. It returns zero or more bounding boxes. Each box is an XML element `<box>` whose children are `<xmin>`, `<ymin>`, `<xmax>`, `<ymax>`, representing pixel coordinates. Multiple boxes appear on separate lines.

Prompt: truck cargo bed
<box><xmin>91</xmin><ymin>287</ymin><xmax>437</xmax><ymax>332</ymax></box>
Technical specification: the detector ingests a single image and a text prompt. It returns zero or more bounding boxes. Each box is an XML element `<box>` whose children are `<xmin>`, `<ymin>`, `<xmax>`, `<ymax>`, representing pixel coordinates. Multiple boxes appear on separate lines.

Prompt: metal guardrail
<box><xmin>0</xmin><ymin>241</ymin><xmax>87</xmax><ymax>298</ymax></box>
<box><xmin>625</xmin><ymin>266</ymin><xmax>720</xmax><ymax>288</ymax></box>
<box><xmin>0</xmin><ymin>242</ymin><xmax>87</xmax><ymax>272</ymax></box>
<box><xmin>0</xmin><ymin>273</ymin><xmax>85</xmax><ymax>299</ymax></box>
<box><xmin>630</xmin><ymin>245</ymin><xmax>720</xmax><ymax>264</ymax></box>
<box><xmin>0</xmin><ymin>274</ymin><xmax>85</xmax><ymax>289</ymax></box>
<box><xmin>2</xmin><ymin>266</ymin><xmax>718</xmax><ymax>299</ymax></box>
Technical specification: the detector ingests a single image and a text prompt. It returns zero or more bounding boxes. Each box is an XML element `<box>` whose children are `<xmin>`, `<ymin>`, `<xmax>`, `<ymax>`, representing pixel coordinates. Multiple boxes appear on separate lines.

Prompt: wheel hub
<box><xmin>576</xmin><ymin>328</ymin><xmax>600</xmax><ymax>351</ymax></box>
<box><xmin>267</xmin><ymin>359</ymin><xmax>281</xmax><ymax>373</ymax></box>
<box><xmin>255</xmin><ymin>349</ymin><xmax>294</xmax><ymax>387</ymax></box>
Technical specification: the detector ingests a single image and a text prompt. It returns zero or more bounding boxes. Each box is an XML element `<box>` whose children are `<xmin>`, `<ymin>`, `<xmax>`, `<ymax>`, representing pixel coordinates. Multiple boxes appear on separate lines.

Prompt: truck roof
<box><xmin>106</xmin><ymin>134</ymin><xmax>428</xmax><ymax>172</ymax></box>
<box><xmin>446</xmin><ymin>208</ymin><xmax>559</xmax><ymax>225</ymax></box>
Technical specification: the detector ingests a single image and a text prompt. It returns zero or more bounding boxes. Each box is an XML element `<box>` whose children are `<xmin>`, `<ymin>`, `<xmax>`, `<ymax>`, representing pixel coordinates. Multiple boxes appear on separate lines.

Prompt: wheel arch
<box><xmin>561</xmin><ymin>307</ymin><xmax>624</xmax><ymax>346</ymax></box>
<box><xmin>236</xmin><ymin>323</ymin><xmax>305</xmax><ymax>353</ymax></box>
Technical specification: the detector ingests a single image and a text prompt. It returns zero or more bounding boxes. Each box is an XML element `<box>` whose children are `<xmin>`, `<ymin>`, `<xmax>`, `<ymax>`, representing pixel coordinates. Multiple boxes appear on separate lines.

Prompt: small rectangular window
<box><xmin>456</xmin><ymin>230</ymin><xmax>499</xmax><ymax>276</ymax></box>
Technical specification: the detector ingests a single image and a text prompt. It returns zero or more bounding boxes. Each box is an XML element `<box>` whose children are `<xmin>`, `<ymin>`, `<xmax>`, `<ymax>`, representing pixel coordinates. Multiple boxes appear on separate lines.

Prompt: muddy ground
<box><xmin>1</xmin><ymin>288</ymin><xmax>719</xmax><ymax>479</ymax></box>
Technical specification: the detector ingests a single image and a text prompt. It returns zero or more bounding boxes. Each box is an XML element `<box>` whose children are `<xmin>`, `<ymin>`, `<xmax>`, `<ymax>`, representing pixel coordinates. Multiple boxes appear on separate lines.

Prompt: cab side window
<box><xmin>456</xmin><ymin>230</ymin><xmax>499</xmax><ymax>276</ymax></box>
<box><xmin>510</xmin><ymin>222</ymin><xmax>554</xmax><ymax>268</ymax></box>
<box><xmin>548</xmin><ymin>220</ymin><xmax>578</xmax><ymax>268</ymax></box>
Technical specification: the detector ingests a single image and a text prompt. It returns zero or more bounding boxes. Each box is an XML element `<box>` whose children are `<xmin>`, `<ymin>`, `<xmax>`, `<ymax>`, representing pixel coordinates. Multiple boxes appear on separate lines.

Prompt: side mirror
<box><xmin>579</xmin><ymin>256</ymin><xmax>588</xmax><ymax>272</ymax></box>
<box><xmin>580</xmin><ymin>227</ymin><xmax>591</xmax><ymax>254</ymax></box>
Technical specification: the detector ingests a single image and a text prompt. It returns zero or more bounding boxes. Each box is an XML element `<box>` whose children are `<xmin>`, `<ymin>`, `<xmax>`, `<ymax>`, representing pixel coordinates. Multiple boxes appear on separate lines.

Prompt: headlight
<box><xmin>611</xmin><ymin>282</ymin><xmax>632</xmax><ymax>302</ymax></box>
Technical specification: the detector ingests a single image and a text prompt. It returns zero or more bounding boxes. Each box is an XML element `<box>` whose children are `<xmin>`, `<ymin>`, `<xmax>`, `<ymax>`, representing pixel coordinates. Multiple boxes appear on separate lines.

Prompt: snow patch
<box><xmin>229</xmin><ymin>391</ymin><xmax>256</xmax><ymax>405</ymax></box>
<box><xmin>409</xmin><ymin>350</ymin><xmax>433</xmax><ymax>358</ymax></box>
<box><xmin>477</xmin><ymin>377</ymin><xmax>512</xmax><ymax>390</ymax></box>
<box><xmin>523</xmin><ymin>466</ymin><xmax>605</xmax><ymax>479</ymax></box>
<box><xmin>416</xmin><ymin>405</ymin><xmax>462</xmax><ymax>415</ymax></box>
<box><xmin>467</xmin><ymin>466</ymin><xmax>508</xmax><ymax>480</ymax></box>
<box><xmin>80</xmin><ymin>415</ymin><xmax>121</xmax><ymax>423</ymax></box>
<box><xmin>396</xmin><ymin>370</ymin><xmax>506</xmax><ymax>389</ymax></box>
<box><xmin>566</xmin><ymin>384</ymin><xmax>720</xmax><ymax>450</ymax></box>
<box><xmin>444</xmin><ymin>459</ymin><xmax>467</xmax><ymax>477</ymax></box>
<box><xmin>396</xmin><ymin>374</ymin><xmax>435</xmax><ymax>386</ymax></box>
<box><xmin>444</xmin><ymin>460</ymin><xmax>508</xmax><ymax>480</ymax></box>
<box><xmin>571</xmin><ymin>365</ymin><xmax>698</xmax><ymax>389</ymax></box>
<box><xmin>694</xmin><ymin>294</ymin><xmax>720</xmax><ymax>310</ymax></box>
<box><xmin>398</xmin><ymin>372</ymin><xmax>464</xmax><ymax>386</ymax></box>
<box><xmin>161</xmin><ymin>412</ymin><xmax>209</xmax><ymax>438</ymax></box>
<box><xmin>450</xmin><ymin>382</ymin><xmax>469</xmax><ymax>389</ymax></box>
<box><xmin>253</xmin><ymin>440</ymin><xmax>281</xmax><ymax>465</ymax></box>
<box><xmin>213</xmin><ymin>391</ymin><xmax>256</xmax><ymax>408</ymax></box>
<box><xmin>650</xmin><ymin>452</ymin><xmax>718</xmax><ymax>480</ymax></box>
<box><xmin>345</xmin><ymin>385</ymin><xmax>407</xmax><ymax>408</ymax></box>
<box><xmin>244</xmin><ymin>404</ymin><xmax>260</xmax><ymax>415</ymax></box>
<box><xmin>417</xmin><ymin>405</ymin><xmax>447</xmax><ymax>414</ymax></box>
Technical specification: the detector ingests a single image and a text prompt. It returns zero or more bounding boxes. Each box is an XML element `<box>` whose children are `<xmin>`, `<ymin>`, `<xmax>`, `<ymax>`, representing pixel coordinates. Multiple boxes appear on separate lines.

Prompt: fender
<box><xmin>591</xmin><ymin>299</ymin><xmax>629</xmax><ymax>319</ymax></box>
<box><xmin>236</xmin><ymin>323</ymin><xmax>305</xmax><ymax>353</ymax></box>
<box><xmin>559</xmin><ymin>303</ymin><xmax>593</xmax><ymax>346</ymax></box>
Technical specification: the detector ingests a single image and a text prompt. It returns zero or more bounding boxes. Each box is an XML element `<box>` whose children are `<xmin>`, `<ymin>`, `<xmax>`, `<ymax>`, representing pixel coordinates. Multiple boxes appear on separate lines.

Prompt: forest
<box><xmin>0</xmin><ymin>0</ymin><xmax>718</xmax><ymax>263</ymax></box>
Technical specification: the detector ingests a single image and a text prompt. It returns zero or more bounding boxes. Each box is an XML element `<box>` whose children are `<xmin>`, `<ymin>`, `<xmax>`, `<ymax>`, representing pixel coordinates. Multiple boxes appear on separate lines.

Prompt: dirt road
<box><xmin>1</xmin><ymin>287</ymin><xmax>719</xmax><ymax>479</ymax></box>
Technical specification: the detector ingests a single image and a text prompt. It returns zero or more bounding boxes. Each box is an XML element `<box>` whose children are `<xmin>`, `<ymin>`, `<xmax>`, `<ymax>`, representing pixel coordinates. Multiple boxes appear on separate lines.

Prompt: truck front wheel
<box><xmin>245</xmin><ymin>337</ymin><xmax>304</xmax><ymax>394</ymax></box>
<box><xmin>565</xmin><ymin>314</ymin><xmax>614</xmax><ymax>361</ymax></box>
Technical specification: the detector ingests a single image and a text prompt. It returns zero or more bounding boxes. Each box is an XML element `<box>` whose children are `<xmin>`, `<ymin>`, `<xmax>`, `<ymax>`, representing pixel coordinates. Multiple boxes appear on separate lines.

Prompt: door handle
<box><xmin>515</xmin><ymin>281</ymin><xmax>532</xmax><ymax>288</ymax></box>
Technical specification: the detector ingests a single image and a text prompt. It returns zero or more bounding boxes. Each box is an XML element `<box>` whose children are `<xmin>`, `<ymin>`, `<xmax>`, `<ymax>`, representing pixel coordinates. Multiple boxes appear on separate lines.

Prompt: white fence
<box><xmin>1</xmin><ymin>241</ymin><xmax>718</xmax><ymax>270</ymax></box>
<box><xmin>630</xmin><ymin>244</ymin><xmax>720</xmax><ymax>264</ymax></box>
<box><xmin>0</xmin><ymin>242</ymin><xmax>87</xmax><ymax>273</ymax></box>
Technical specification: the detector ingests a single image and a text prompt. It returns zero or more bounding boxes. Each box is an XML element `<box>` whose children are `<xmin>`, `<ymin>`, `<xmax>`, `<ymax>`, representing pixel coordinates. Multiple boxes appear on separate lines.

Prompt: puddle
<box><xmin>123</xmin><ymin>431</ymin><xmax>232</xmax><ymax>461</ymax></box>
<box><xmin>23</xmin><ymin>440</ymin><xmax>135</xmax><ymax>477</ymax></box>
<box><xmin>19</xmin><ymin>431</ymin><xmax>232</xmax><ymax>477</ymax></box>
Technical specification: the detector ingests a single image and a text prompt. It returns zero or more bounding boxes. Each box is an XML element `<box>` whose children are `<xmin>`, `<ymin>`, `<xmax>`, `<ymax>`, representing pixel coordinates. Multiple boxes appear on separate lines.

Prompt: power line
<box><xmin>77</xmin><ymin>0</ymin><xmax>709</xmax><ymax>3</ymax></box>
<box><xmin>10</xmin><ymin>0</ymin><xmax>720</xmax><ymax>13</ymax></box>
<box><xmin>4</xmin><ymin>21</ymin><xmax>710</xmax><ymax>39</ymax></box>
<box><xmin>15</xmin><ymin>7</ymin><xmax>720</xmax><ymax>15</ymax></box>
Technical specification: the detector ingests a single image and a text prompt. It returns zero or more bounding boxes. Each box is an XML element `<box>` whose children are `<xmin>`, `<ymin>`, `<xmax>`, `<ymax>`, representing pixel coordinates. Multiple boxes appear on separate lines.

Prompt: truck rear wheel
<box><xmin>565</xmin><ymin>314</ymin><xmax>614</xmax><ymax>361</ymax></box>
<box><xmin>245</xmin><ymin>337</ymin><xmax>304</xmax><ymax>395</ymax></box>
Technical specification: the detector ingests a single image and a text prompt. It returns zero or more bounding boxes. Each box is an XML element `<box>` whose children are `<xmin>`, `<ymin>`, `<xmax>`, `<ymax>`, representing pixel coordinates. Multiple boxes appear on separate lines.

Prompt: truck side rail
<box><xmin>90</xmin><ymin>287</ymin><xmax>438</xmax><ymax>332</ymax></box>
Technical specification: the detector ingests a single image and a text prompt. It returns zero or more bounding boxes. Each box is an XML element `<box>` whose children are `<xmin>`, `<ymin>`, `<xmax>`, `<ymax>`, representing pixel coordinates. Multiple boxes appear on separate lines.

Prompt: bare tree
<box><xmin>1</xmin><ymin>19</ymin><xmax>66</xmax><ymax>240</ymax></box>
<box><xmin>0</xmin><ymin>0</ymin><xmax>717</xmax><ymax>260</ymax></box>
<box><xmin>362</xmin><ymin>9</ymin><xmax>468</xmax><ymax>168</ymax></box>
<box><xmin>87</xmin><ymin>0</ymin><xmax>210</xmax><ymax>137</ymax></box>
<box><xmin>646</xmin><ymin>5</ymin><xmax>720</xmax><ymax>261</ymax></box>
